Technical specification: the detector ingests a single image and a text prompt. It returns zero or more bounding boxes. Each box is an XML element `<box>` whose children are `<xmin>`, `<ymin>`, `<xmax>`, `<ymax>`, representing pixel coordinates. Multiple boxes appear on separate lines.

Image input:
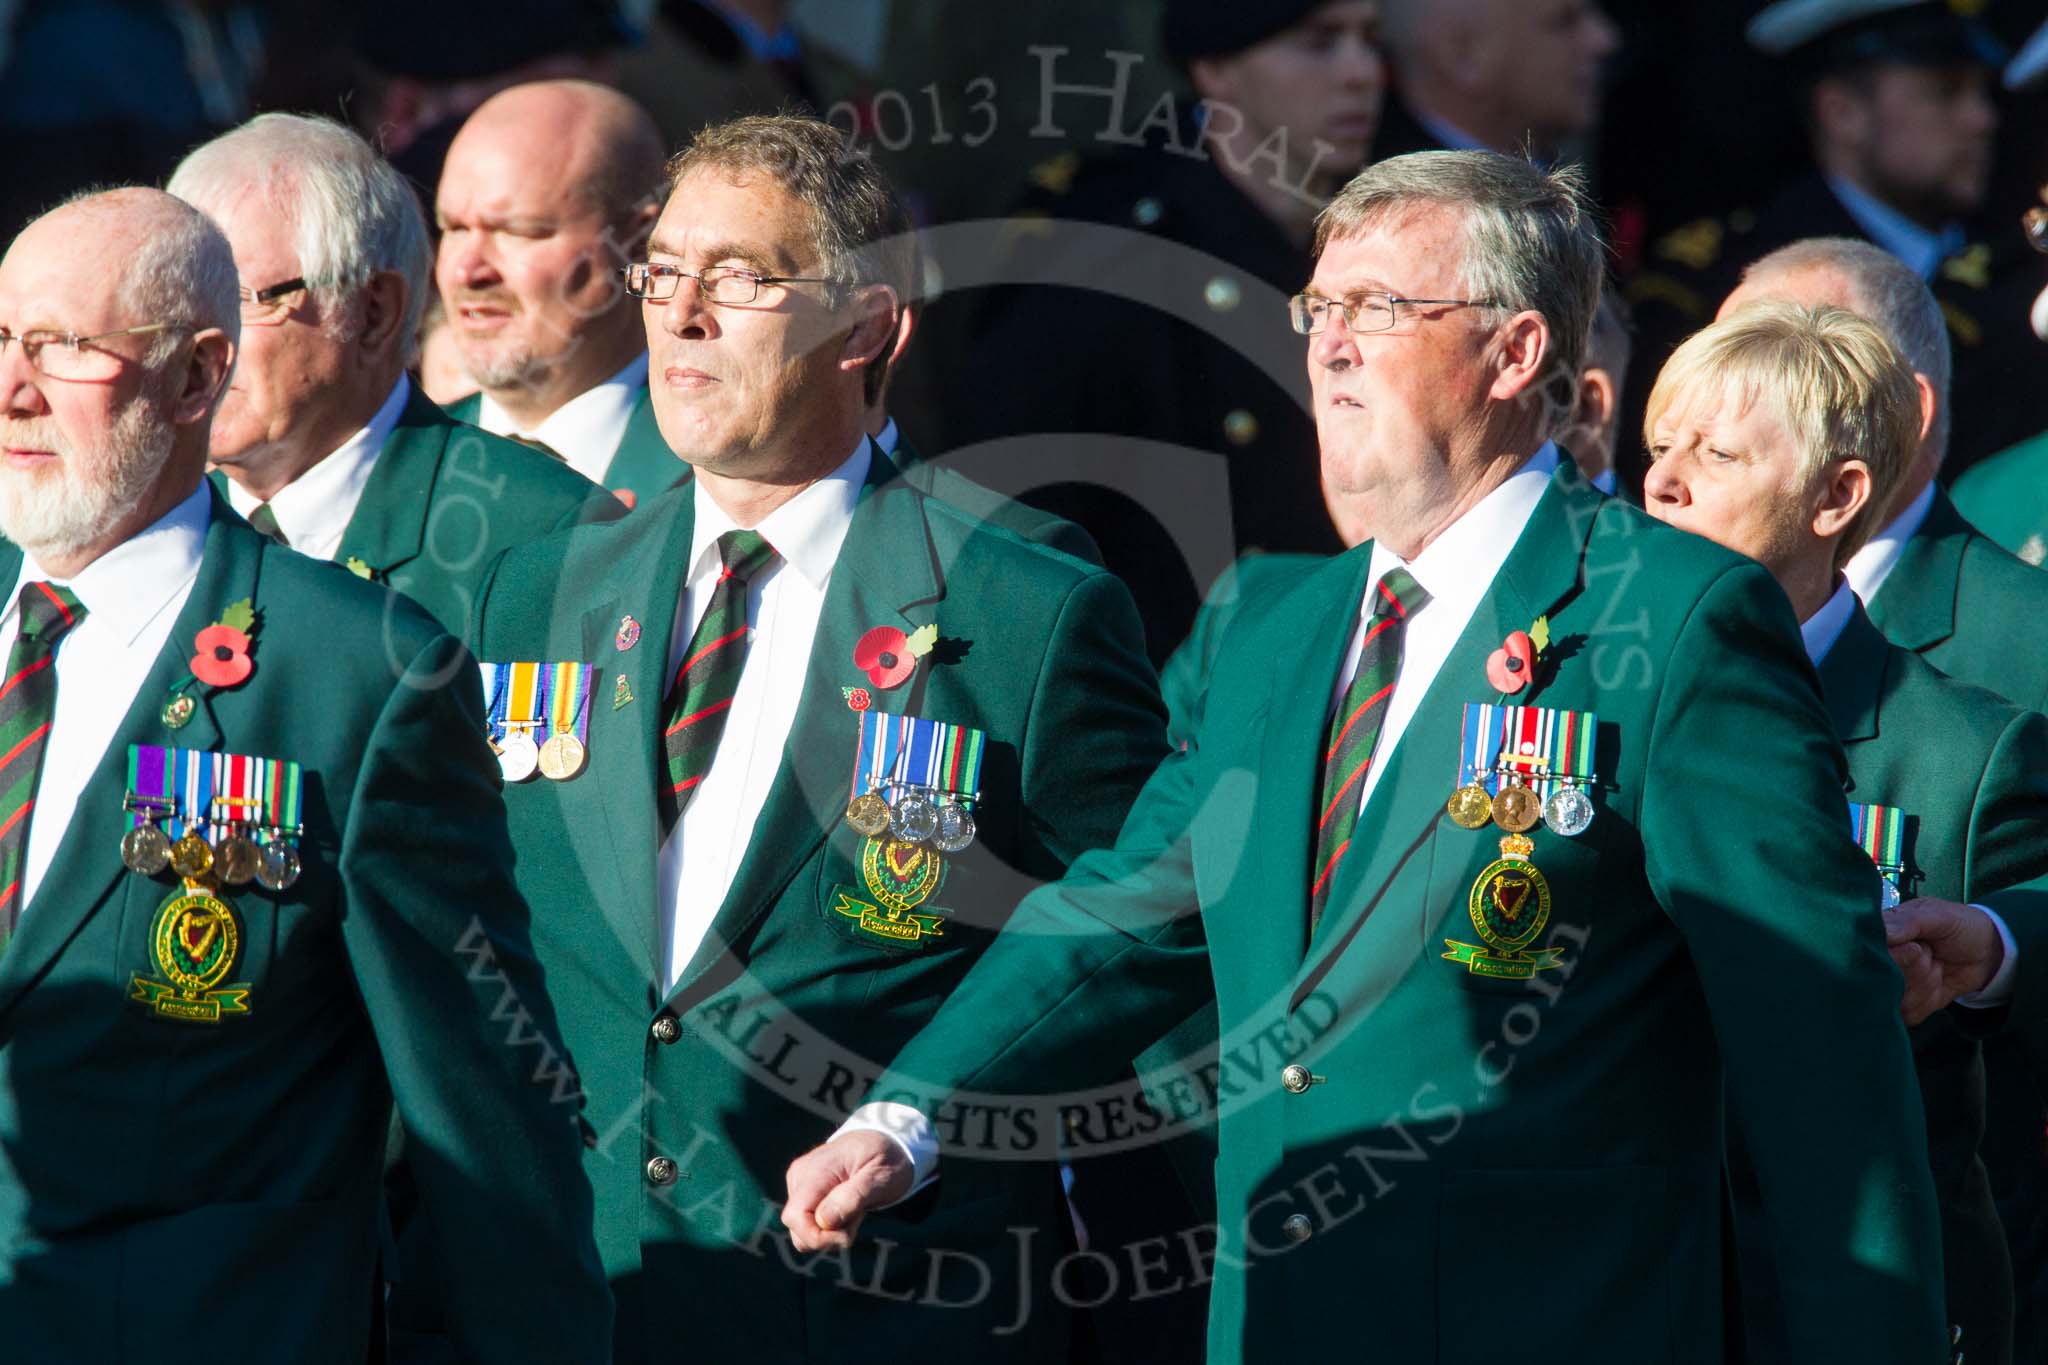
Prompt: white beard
<box><xmin>0</xmin><ymin>397</ymin><xmax>171</xmax><ymax>561</ymax></box>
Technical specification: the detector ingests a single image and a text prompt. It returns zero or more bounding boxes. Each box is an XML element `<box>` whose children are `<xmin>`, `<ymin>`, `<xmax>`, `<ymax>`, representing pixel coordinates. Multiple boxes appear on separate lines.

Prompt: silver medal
<box><xmin>933</xmin><ymin>802</ymin><xmax>977</xmax><ymax>854</ymax></box>
<box><xmin>1542</xmin><ymin>784</ymin><xmax>1594</xmax><ymax>837</ymax></box>
<box><xmin>1879</xmin><ymin>876</ymin><xmax>1902</xmax><ymax>909</ymax></box>
<box><xmin>256</xmin><ymin>840</ymin><xmax>302</xmax><ymax>892</ymax></box>
<box><xmin>121</xmin><ymin>822</ymin><xmax>173</xmax><ymax>875</ymax></box>
<box><xmin>890</xmin><ymin>791</ymin><xmax>939</xmax><ymax>845</ymax></box>
<box><xmin>497</xmin><ymin>727</ymin><xmax>541</xmax><ymax>783</ymax></box>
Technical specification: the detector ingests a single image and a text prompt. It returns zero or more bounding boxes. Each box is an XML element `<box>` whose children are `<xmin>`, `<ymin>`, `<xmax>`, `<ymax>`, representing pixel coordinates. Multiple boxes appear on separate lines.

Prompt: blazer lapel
<box><xmin>1304</xmin><ymin>471</ymin><xmax>1599</xmax><ymax>971</ymax></box>
<box><xmin>0</xmin><ymin>497</ymin><xmax>250</xmax><ymax>1021</ymax></box>
<box><xmin>665</xmin><ymin>447</ymin><xmax>937</xmax><ymax>1005</ymax></box>
<box><xmin>333</xmin><ymin>389</ymin><xmax>450</xmax><ymax>579</ymax></box>
<box><xmin>1816</xmin><ymin>602</ymin><xmax>1888</xmax><ymax>749</ymax></box>
<box><xmin>605</xmin><ymin>387</ymin><xmax>688</xmax><ymax>503</ymax></box>
<box><xmin>1863</xmin><ymin>489</ymin><xmax>1965</xmax><ymax>652</ymax></box>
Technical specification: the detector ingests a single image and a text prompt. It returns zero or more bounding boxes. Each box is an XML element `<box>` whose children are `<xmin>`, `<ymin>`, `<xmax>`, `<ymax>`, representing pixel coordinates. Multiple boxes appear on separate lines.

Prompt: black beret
<box><xmin>1162</xmin><ymin>0</ymin><xmax>1330</xmax><ymax>62</ymax></box>
<box><xmin>357</xmin><ymin>0</ymin><xmax>632</xmax><ymax>81</ymax></box>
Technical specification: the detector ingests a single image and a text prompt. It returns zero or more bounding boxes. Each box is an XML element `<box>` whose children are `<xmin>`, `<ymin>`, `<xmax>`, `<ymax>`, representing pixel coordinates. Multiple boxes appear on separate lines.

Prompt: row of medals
<box><xmin>844</xmin><ymin>784</ymin><xmax>978</xmax><ymax>853</ymax></box>
<box><xmin>1447</xmin><ymin>773</ymin><xmax>1594</xmax><ymax>837</ymax></box>
<box><xmin>121</xmin><ymin>808</ymin><xmax>303</xmax><ymax>891</ymax></box>
<box><xmin>495</xmin><ymin>721</ymin><xmax>586</xmax><ymax>784</ymax></box>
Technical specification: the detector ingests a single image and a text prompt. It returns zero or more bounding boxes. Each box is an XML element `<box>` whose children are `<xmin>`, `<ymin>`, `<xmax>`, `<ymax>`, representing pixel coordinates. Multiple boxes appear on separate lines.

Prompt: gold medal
<box><xmin>169</xmin><ymin>830</ymin><xmax>215</xmax><ymax>880</ymax></box>
<box><xmin>1446</xmin><ymin>783</ymin><xmax>1493</xmax><ymax>829</ymax></box>
<box><xmin>537</xmin><ymin>733</ymin><xmax>587</xmax><ymax>781</ymax></box>
<box><xmin>845</xmin><ymin>791</ymin><xmax>891</xmax><ymax>837</ymax></box>
<box><xmin>214</xmin><ymin>831</ymin><xmax>260</xmax><ymax>885</ymax></box>
<box><xmin>1492</xmin><ymin>782</ymin><xmax>1539</xmax><ymax>833</ymax></box>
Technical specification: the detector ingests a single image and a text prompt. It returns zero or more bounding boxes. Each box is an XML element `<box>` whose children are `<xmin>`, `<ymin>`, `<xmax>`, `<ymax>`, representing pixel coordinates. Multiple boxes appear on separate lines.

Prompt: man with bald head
<box><xmin>1373</xmin><ymin>0</ymin><xmax>1619</xmax><ymax>159</ymax></box>
<box><xmin>437</xmin><ymin>79</ymin><xmax>677</xmax><ymax>507</ymax></box>
<box><xmin>1719</xmin><ymin>237</ymin><xmax>2048</xmax><ymax>712</ymax></box>
<box><xmin>0</xmin><ymin>188</ymin><xmax>610</xmax><ymax>1362</ymax></box>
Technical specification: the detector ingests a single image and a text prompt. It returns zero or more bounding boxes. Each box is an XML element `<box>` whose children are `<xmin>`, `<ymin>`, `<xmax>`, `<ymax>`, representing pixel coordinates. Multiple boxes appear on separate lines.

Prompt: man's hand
<box><xmin>1884</xmin><ymin>898</ymin><xmax>2006</xmax><ymax>1026</ymax></box>
<box><xmin>782</xmin><ymin>1129</ymin><xmax>914</xmax><ymax>1252</ymax></box>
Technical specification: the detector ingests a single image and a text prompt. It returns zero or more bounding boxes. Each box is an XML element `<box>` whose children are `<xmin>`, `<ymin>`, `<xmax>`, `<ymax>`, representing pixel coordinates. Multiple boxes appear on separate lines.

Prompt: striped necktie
<box><xmin>0</xmin><ymin>581</ymin><xmax>87</xmax><ymax>952</ymax></box>
<box><xmin>657</xmin><ymin>529</ymin><xmax>778</xmax><ymax>836</ymax></box>
<box><xmin>1309</xmin><ymin>567</ymin><xmax>1429</xmax><ymax>930</ymax></box>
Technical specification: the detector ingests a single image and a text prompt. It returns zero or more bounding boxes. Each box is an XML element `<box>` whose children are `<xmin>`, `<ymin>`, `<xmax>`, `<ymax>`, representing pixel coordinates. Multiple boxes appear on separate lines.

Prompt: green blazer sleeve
<box><xmin>343</xmin><ymin>633</ymin><xmax>611</xmax><ymax>1364</ymax></box>
<box><xmin>1964</xmin><ymin>711</ymin><xmax>2048</xmax><ymax>1034</ymax></box>
<box><xmin>1635</xmin><ymin>565</ymin><xmax>1942</xmax><ymax>1361</ymax></box>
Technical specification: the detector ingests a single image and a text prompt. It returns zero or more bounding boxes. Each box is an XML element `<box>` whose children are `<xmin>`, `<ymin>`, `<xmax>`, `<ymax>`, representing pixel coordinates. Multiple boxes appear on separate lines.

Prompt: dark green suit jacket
<box><xmin>0</xmin><ymin>489</ymin><xmax>609</xmax><ymax>1364</ymax></box>
<box><xmin>445</xmin><ymin>382</ymin><xmax>682</xmax><ymax>510</ymax></box>
<box><xmin>869</xmin><ymin>465</ymin><xmax>1946</xmax><ymax>1365</ymax></box>
<box><xmin>1732</xmin><ymin>602</ymin><xmax>2048</xmax><ymax>1365</ymax></box>
<box><xmin>1159</xmin><ymin>553</ymin><xmax>1319</xmax><ymax>749</ymax></box>
<box><xmin>460</xmin><ymin>447</ymin><xmax>1166</xmax><ymax>1364</ymax></box>
<box><xmin>1949</xmin><ymin>431</ymin><xmax>2048</xmax><ymax>567</ymax></box>
<box><xmin>1865</xmin><ymin>488</ymin><xmax>2048</xmax><ymax>711</ymax></box>
<box><xmin>888</xmin><ymin>434</ymin><xmax>1103</xmax><ymax>565</ymax></box>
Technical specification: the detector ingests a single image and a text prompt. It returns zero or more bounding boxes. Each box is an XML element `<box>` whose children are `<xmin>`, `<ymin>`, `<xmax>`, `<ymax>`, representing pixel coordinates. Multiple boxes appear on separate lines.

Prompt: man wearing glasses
<box><xmin>451</xmin><ymin>113</ymin><xmax>1166</xmax><ymax>1363</ymax></box>
<box><xmin>167</xmin><ymin>114</ymin><xmax>622</xmax><ymax>637</ymax></box>
<box><xmin>0</xmin><ymin>187</ymin><xmax>610</xmax><ymax>1362</ymax></box>
<box><xmin>435</xmin><ymin>80</ymin><xmax>680</xmax><ymax>510</ymax></box>
<box><xmin>784</xmin><ymin>150</ymin><xmax>1945</xmax><ymax>1365</ymax></box>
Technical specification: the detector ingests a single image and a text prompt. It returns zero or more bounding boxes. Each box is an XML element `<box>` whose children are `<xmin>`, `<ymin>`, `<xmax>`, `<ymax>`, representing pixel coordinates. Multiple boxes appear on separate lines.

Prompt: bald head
<box><xmin>435</xmin><ymin>80</ymin><xmax>665</xmax><ymax>427</ymax></box>
<box><xmin>449</xmin><ymin>79</ymin><xmax>665</xmax><ymax>222</ymax></box>
<box><xmin>30</xmin><ymin>188</ymin><xmax>242</xmax><ymax>350</ymax></box>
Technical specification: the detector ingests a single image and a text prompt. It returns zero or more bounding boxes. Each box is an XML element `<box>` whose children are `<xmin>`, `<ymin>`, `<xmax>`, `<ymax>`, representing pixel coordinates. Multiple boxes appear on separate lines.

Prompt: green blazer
<box><xmin>869</xmin><ymin>465</ymin><xmax>1946</xmax><ymax>1365</ymax></box>
<box><xmin>0</xmin><ymin>490</ymin><xmax>609</xmax><ymax>1364</ymax></box>
<box><xmin>1864</xmin><ymin>487</ymin><xmax>2048</xmax><ymax>710</ymax></box>
<box><xmin>444</xmin><ymin>382</ymin><xmax>683</xmax><ymax>510</ymax></box>
<box><xmin>1730</xmin><ymin>602</ymin><xmax>2048</xmax><ymax>1365</ymax></box>
<box><xmin>455</xmin><ymin>447</ymin><xmax>1167</xmax><ymax>1364</ymax></box>
<box><xmin>1160</xmin><ymin>553</ymin><xmax>1319</xmax><ymax>749</ymax></box>
<box><xmin>889</xmin><ymin>434</ymin><xmax>1103</xmax><ymax>564</ymax></box>
<box><xmin>1950</xmin><ymin>431</ymin><xmax>2048</xmax><ymax>567</ymax></box>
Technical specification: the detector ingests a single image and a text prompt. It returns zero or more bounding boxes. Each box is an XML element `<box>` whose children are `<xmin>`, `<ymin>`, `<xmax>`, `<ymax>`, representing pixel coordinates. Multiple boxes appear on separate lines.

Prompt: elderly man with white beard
<box><xmin>0</xmin><ymin>187</ymin><xmax>610</xmax><ymax>1365</ymax></box>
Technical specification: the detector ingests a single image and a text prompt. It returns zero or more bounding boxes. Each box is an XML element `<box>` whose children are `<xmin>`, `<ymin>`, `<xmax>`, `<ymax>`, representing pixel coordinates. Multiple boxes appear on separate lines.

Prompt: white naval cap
<box><xmin>2006</xmin><ymin>19</ymin><xmax>2048</xmax><ymax>91</ymax></box>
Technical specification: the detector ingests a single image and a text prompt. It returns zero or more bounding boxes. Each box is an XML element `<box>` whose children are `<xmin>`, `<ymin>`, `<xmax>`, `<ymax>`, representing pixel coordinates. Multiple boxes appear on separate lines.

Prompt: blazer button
<box><xmin>650</xmin><ymin>1014</ymin><xmax>681</xmax><ymax>1044</ymax></box>
<box><xmin>1281</xmin><ymin>1213</ymin><xmax>1313</xmax><ymax>1243</ymax></box>
<box><xmin>645</xmin><ymin>1156</ymin><xmax>678</xmax><ymax>1187</ymax></box>
<box><xmin>1280</xmin><ymin>1064</ymin><xmax>1325</xmax><ymax>1094</ymax></box>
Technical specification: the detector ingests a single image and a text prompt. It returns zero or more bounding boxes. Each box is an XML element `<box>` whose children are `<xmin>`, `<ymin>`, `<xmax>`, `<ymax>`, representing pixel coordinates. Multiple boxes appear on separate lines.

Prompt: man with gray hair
<box><xmin>450</xmin><ymin>113</ymin><xmax>1167</xmax><ymax>1362</ymax></box>
<box><xmin>168</xmin><ymin>112</ymin><xmax>622</xmax><ymax>637</ymax></box>
<box><xmin>0</xmin><ymin>188</ymin><xmax>610</xmax><ymax>1361</ymax></box>
<box><xmin>785</xmin><ymin>149</ymin><xmax>1945</xmax><ymax>1365</ymax></box>
<box><xmin>1719</xmin><ymin>237</ymin><xmax>2048</xmax><ymax>711</ymax></box>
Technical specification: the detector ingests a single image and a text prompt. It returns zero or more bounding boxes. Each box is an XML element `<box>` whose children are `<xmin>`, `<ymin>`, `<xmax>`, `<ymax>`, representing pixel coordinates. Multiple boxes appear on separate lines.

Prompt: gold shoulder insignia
<box><xmin>1028</xmin><ymin>152</ymin><xmax>1081</xmax><ymax>197</ymax></box>
<box><xmin>1654</xmin><ymin>218</ymin><xmax>1723</xmax><ymax>272</ymax></box>
<box><xmin>1940</xmin><ymin>243</ymin><xmax>1992</xmax><ymax>290</ymax></box>
<box><xmin>1940</xmin><ymin>299</ymin><xmax>1983</xmax><ymax>348</ymax></box>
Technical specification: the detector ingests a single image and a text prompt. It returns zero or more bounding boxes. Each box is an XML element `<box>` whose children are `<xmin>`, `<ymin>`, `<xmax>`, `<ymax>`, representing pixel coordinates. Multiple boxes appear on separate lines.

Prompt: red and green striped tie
<box><xmin>1309</xmin><ymin>567</ymin><xmax>1429</xmax><ymax>930</ymax></box>
<box><xmin>0</xmin><ymin>581</ymin><xmax>87</xmax><ymax>953</ymax></box>
<box><xmin>658</xmin><ymin>529</ymin><xmax>778</xmax><ymax>835</ymax></box>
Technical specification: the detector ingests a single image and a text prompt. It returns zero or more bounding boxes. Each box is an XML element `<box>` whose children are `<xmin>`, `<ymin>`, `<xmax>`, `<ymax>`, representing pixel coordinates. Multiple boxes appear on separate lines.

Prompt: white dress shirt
<box><xmin>657</xmin><ymin>437</ymin><xmax>869</xmax><ymax>989</ymax></box>
<box><xmin>4</xmin><ymin>482</ymin><xmax>209</xmax><ymax>913</ymax></box>
<box><xmin>476</xmin><ymin>353</ymin><xmax>648</xmax><ymax>487</ymax></box>
<box><xmin>839</xmin><ymin>443</ymin><xmax>1564</xmax><ymax>1190</ymax></box>
<box><xmin>225</xmin><ymin>375</ymin><xmax>409</xmax><ymax>562</ymax></box>
<box><xmin>1843</xmin><ymin>479</ymin><xmax>1935</xmax><ymax>606</ymax></box>
<box><xmin>1805</xmin><ymin>578</ymin><xmax>2017</xmax><ymax>1007</ymax></box>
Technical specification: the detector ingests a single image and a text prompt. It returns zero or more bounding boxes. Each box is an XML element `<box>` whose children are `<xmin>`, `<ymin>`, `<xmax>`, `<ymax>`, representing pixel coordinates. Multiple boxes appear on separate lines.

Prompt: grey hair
<box><xmin>102</xmin><ymin>192</ymin><xmax>242</xmax><ymax>365</ymax></box>
<box><xmin>1314</xmin><ymin>150</ymin><xmax>1606</xmax><ymax>437</ymax></box>
<box><xmin>667</xmin><ymin>114</ymin><xmax>916</xmax><ymax>404</ymax></box>
<box><xmin>1740</xmin><ymin>236</ymin><xmax>1951</xmax><ymax>463</ymax></box>
<box><xmin>168</xmin><ymin>112</ymin><xmax>432</xmax><ymax>350</ymax></box>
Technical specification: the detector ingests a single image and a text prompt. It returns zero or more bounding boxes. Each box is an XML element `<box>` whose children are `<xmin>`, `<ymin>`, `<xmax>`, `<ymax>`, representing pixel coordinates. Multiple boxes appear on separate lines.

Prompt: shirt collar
<box><xmin>1824</xmin><ymin>174</ymin><xmax>1966</xmax><ymax>280</ymax></box>
<box><xmin>1801</xmin><ymin>577</ymin><xmax>1858</xmax><ymax>664</ymax></box>
<box><xmin>478</xmin><ymin>351</ymin><xmax>647</xmax><ymax>447</ymax></box>
<box><xmin>225</xmin><ymin>375</ymin><xmax>409</xmax><ymax>553</ymax></box>
<box><xmin>686</xmin><ymin>436</ymin><xmax>871</xmax><ymax>591</ymax></box>
<box><xmin>1843</xmin><ymin>477</ymin><xmax>1935</xmax><ymax>604</ymax></box>
<box><xmin>1410</xmin><ymin>104</ymin><xmax>1491</xmax><ymax>153</ymax></box>
<box><xmin>1365</xmin><ymin>443</ymin><xmax>1560</xmax><ymax>616</ymax></box>
<box><xmin>873</xmin><ymin>417</ymin><xmax>901</xmax><ymax>457</ymax></box>
<box><xmin>16</xmin><ymin>479</ymin><xmax>211</xmax><ymax>647</ymax></box>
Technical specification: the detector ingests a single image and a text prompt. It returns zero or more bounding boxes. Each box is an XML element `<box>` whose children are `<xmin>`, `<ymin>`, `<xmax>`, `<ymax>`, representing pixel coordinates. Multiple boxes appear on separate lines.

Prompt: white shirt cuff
<box><xmin>833</xmin><ymin>1101</ymin><xmax>940</xmax><ymax>1203</ymax></box>
<box><xmin>1955</xmin><ymin>903</ymin><xmax>2019</xmax><ymax>1009</ymax></box>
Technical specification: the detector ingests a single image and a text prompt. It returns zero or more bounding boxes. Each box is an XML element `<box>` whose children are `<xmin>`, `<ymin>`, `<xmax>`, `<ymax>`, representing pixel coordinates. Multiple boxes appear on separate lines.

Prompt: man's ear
<box><xmin>888</xmin><ymin>301</ymin><xmax>917</xmax><ymax>369</ymax></box>
<box><xmin>357</xmin><ymin>271</ymin><xmax>409</xmax><ymax>360</ymax></box>
<box><xmin>1811</xmin><ymin>77</ymin><xmax>1871</xmax><ymax>150</ymax></box>
<box><xmin>171</xmin><ymin>328</ymin><xmax>235</xmax><ymax>426</ymax></box>
<box><xmin>1487</xmin><ymin>309</ymin><xmax>1552</xmax><ymax>407</ymax></box>
<box><xmin>1812</xmin><ymin>458</ymin><xmax>1873</xmax><ymax>543</ymax></box>
<box><xmin>838</xmin><ymin>285</ymin><xmax>900</xmax><ymax>373</ymax></box>
<box><xmin>1910</xmin><ymin>371</ymin><xmax>1938</xmax><ymax>448</ymax></box>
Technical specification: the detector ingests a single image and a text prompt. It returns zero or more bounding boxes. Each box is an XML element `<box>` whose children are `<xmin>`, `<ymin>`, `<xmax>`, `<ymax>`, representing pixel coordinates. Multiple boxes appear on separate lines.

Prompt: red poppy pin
<box><xmin>842</xmin><ymin>685</ymin><xmax>872</xmax><ymax>712</ymax></box>
<box><xmin>161</xmin><ymin>598</ymin><xmax>258</xmax><ymax>729</ymax></box>
<box><xmin>854</xmin><ymin>623</ymin><xmax>938</xmax><ymax>691</ymax></box>
<box><xmin>1486</xmin><ymin>615</ymin><xmax>1550</xmax><ymax>695</ymax></box>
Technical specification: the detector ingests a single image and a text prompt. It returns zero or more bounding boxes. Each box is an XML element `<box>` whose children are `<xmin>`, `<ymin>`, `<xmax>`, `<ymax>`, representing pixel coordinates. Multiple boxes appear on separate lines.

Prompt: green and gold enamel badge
<box><xmin>829</xmin><ymin>836</ymin><xmax>951</xmax><ymax>948</ymax></box>
<box><xmin>1444</xmin><ymin>836</ymin><xmax>1565</xmax><ymax>979</ymax></box>
<box><xmin>130</xmin><ymin>882</ymin><xmax>253</xmax><ymax>1021</ymax></box>
<box><xmin>831</xmin><ymin>887</ymin><xmax>947</xmax><ymax>948</ymax></box>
